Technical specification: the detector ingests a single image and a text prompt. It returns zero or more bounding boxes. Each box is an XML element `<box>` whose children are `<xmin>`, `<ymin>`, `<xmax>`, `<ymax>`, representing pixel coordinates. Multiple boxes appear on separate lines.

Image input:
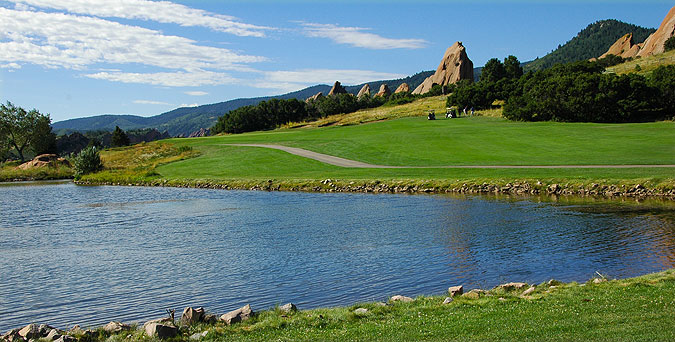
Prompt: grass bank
<box><xmin>79</xmin><ymin>96</ymin><xmax>675</xmax><ymax>197</ymax></box>
<box><xmin>12</xmin><ymin>269</ymin><xmax>674</xmax><ymax>341</ymax></box>
<box><xmin>0</xmin><ymin>161</ymin><xmax>73</xmax><ymax>182</ymax></box>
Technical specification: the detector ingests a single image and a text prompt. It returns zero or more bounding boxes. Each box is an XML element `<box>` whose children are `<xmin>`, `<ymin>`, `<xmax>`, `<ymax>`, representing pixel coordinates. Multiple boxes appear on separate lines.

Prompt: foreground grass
<box><xmin>85</xmin><ymin>269</ymin><xmax>675</xmax><ymax>341</ymax></box>
<box><xmin>0</xmin><ymin>161</ymin><xmax>73</xmax><ymax>181</ymax></box>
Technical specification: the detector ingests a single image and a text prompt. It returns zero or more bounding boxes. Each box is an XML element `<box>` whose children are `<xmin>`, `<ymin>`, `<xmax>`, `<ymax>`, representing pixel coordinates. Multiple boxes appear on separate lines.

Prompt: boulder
<box><xmin>18</xmin><ymin>324</ymin><xmax>40</xmax><ymax>340</ymax></box>
<box><xmin>598</xmin><ymin>33</ymin><xmax>641</xmax><ymax>59</ymax></box>
<box><xmin>328</xmin><ymin>81</ymin><xmax>348</xmax><ymax>96</ymax></box>
<box><xmin>306</xmin><ymin>92</ymin><xmax>324</xmax><ymax>103</ymax></box>
<box><xmin>1</xmin><ymin>328</ymin><xmax>21</xmax><ymax>342</ymax></box>
<box><xmin>412</xmin><ymin>42</ymin><xmax>474</xmax><ymax>95</ymax></box>
<box><xmin>144</xmin><ymin>323</ymin><xmax>178</xmax><ymax>339</ymax></box>
<box><xmin>443</xmin><ymin>297</ymin><xmax>454</xmax><ymax>304</ymax></box>
<box><xmin>374</xmin><ymin>84</ymin><xmax>391</xmax><ymax>98</ymax></box>
<box><xmin>17</xmin><ymin>154</ymin><xmax>70</xmax><ymax>170</ymax></box>
<box><xmin>448</xmin><ymin>285</ymin><xmax>464</xmax><ymax>297</ymax></box>
<box><xmin>54</xmin><ymin>336</ymin><xmax>75</xmax><ymax>342</ymax></box>
<box><xmin>522</xmin><ymin>286</ymin><xmax>536</xmax><ymax>296</ymax></box>
<box><xmin>354</xmin><ymin>308</ymin><xmax>369</xmax><ymax>315</ymax></box>
<box><xmin>279</xmin><ymin>303</ymin><xmax>297</xmax><ymax>314</ymax></box>
<box><xmin>46</xmin><ymin>329</ymin><xmax>61</xmax><ymax>341</ymax></box>
<box><xmin>462</xmin><ymin>289</ymin><xmax>487</xmax><ymax>299</ymax></box>
<box><xmin>190</xmin><ymin>331</ymin><xmax>208</xmax><ymax>340</ymax></box>
<box><xmin>103</xmin><ymin>321</ymin><xmax>131</xmax><ymax>333</ymax></box>
<box><xmin>394</xmin><ymin>83</ymin><xmax>410</xmax><ymax>94</ymax></box>
<box><xmin>637</xmin><ymin>5</ymin><xmax>675</xmax><ymax>57</ymax></box>
<box><xmin>357</xmin><ymin>84</ymin><xmax>371</xmax><ymax>98</ymax></box>
<box><xmin>495</xmin><ymin>282</ymin><xmax>528</xmax><ymax>291</ymax></box>
<box><xmin>389</xmin><ymin>295</ymin><xmax>413</xmax><ymax>303</ymax></box>
<box><xmin>181</xmin><ymin>307</ymin><xmax>205</xmax><ymax>325</ymax></box>
<box><xmin>202</xmin><ymin>314</ymin><xmax>217</xmax><ymax>324</ymax></box>
<box><xmin>219</xmin><ymin>304</ymin><xmax>253</xmax><ymax>325</ymax></box>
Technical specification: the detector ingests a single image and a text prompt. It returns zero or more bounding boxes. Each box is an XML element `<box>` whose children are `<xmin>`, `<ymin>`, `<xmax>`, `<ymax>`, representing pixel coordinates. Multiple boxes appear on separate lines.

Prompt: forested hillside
<box><xmin>525</xmin><ymin>19</ymin><xmax>655</xmax><ymax>71</ymax></box>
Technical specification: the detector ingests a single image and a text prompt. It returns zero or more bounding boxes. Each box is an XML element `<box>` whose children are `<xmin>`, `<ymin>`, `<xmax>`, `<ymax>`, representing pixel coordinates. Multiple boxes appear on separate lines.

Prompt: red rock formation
<box><xmin>638</xmin><ymin>5</ymin><xmax>675</xmax><ymax>57</ymax></box>
<box><xmin>599</xmin><ymin>33</ymin><xmax>641</xmax><ymax>59</ymax></box>
<box><xmin>412</xmin><ymin>42</ymin><xmax>474</xmax><ymax>95</ymax></box>
<box><xmin>327</xmin><ymin>81</ymin><xmax>347</xmax><ymax>96</ymax></box>
<box><xmin>394</xmin><ymin>83</ymin><xmax>410</xmax><ymax>94</ymax></box>
<box><xmin>357</xmin><ymin>84</ymin><xmax>371</xmax><ymax>98</ymax></box>
<box><xmin>374</xmin><ymin>84</ymin><xmax>391</xmax><ymax>97</ymax></box>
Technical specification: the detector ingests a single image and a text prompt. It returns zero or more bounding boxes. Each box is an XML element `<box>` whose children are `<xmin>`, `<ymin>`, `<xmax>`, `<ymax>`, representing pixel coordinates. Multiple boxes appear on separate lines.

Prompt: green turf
<box><xmin>154</xmin><ymin>116</ymin><xmax>674</xmax><ymax>183</ymax></box>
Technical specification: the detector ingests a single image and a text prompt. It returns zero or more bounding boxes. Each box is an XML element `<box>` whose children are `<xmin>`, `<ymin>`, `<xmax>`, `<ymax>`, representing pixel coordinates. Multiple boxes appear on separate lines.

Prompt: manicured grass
<box><xmin>93</xmin><ymin>269</ymin><xmax>675</xmax><ymax>341</ymax></box>
<box><xmin>82</xmin><ymin>96</ymin><xmax>674</xmax><ymax>189</ymax></box>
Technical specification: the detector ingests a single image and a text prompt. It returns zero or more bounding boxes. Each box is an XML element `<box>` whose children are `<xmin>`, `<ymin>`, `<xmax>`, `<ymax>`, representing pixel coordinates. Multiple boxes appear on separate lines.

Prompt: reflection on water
<box><xmin>0</xmin><ymin>182</ymin><xmax>673</xmax><ymax>331</ymax></box>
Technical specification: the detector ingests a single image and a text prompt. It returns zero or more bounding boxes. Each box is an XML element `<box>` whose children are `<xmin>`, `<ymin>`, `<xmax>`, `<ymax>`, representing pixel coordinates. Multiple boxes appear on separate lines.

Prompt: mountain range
<box><xmin>53</xmin><ymin>19</ymin><xmax>656</xmax><ymax>137</ymax></box>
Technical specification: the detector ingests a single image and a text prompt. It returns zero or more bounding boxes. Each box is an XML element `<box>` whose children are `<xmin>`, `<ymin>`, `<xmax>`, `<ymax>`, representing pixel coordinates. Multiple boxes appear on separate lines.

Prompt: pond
<box><xmin>0</xmin><ymin>182</ymin><xmax>673</xmax><ymax>331</ymax></box>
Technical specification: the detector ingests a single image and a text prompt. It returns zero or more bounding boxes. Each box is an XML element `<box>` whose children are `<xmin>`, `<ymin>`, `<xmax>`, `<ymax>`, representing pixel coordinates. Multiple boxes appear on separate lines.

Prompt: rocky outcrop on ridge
<box><xmin>327</xmin><ymin>81</ymin><xmax>348</xmax><ymax>96</ymax></box>
<box><xmin>374</xmin><ymin>84</ymin><xmax>391</xmax><ymax>97</ymax></box>
<box><xmin>306</xmin><ymin>92</ymin><xmax>324</xmax><ymax>103</ymax></box>
<box><xmin>637</xmin><ymin>5</ymin><xmax>675</xmax><ymax>57</ymax></box>
<box><xmin>412</xmin><ymin>42</ymin><xmax>474</xmax><ymax>95</ymax></box>
<box><xmin>598</xmin><ymin>5</ymin><xmax>675</xmax><ymax>59</ymax></box>
<box><xmin>598</xmin><ymin>33</ymin><xmax>642</xmax><ymax>59</ymax></box>
<box><xmin>395</xmin><ymin>83</ymin><xmax>410</xmax><ymax>94</ymax></box>
<box><xmin>357</xmin><ymin>84</ymin><xmax>371</xmax><ymax>98</ymax></box>
<box><xmin>187</xmin><ymin>128</ymin><xmax>209</xmax><ymax>138</ymax></box>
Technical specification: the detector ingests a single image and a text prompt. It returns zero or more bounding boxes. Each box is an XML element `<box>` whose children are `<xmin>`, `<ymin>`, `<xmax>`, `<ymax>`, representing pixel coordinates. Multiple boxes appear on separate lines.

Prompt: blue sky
<box><xmin>0</xmin><ymin>0</ymin><xmax>672</xmax><ymax>122</ymax></box>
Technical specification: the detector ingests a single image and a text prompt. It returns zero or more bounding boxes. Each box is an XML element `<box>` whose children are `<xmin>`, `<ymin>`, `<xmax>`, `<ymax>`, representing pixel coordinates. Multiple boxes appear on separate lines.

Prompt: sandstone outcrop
<box><xmin>413</xmin><ymin>42</ymin><xmax>474</xmax><ymax>95</ymax></box>
<box><xmin>638</xmin><ymin>5</ymin><xmax>675</xmax><ymax>57</ymax></box>
<box><xmin>220</xmin><ymin>304</ymin><xmax>253</xmax><ymax>325</ymax></box>
<box><xmin>306</xmin><ymin>92</ymin><xmax>323</xmax><ymax>103</ymax></box>
<box><xmin>328</xmin><ymin>81</ymin><xmax>347</xmax><ymax>96</ymax></box>
<box><xmin>187</xmin><ymin>128</ymin><xmax>209</xmax><ymax>138</ymax></box>
<box><xmin>598</xmin><ymin>33</ymin><xmax>642</xmax><ymax>59</ymax></box>
<box><xmin>17</xmin><ymin>154</ymin><xmax>70</xmax><ymax>170</ymax></box>
<box><xmin>394</xmin><ymin>83</ymin><xmax>410</xmax><ymax>94</ymax></box>
<box><xmin>374</xmin><ymin>84</ymin><xmax>391</xmax><ymax>97</ymax></box>
<box><xmin>357</xmin><ymin>84</ymin><xmax>371</xmax><ymax>98</ymax></box>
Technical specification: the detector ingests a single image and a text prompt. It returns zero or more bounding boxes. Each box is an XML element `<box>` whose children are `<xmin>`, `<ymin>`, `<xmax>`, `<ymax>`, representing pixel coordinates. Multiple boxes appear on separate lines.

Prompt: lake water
<box><xmin>0</xmin><ymin>182</ymin><xmax>674</xmax><ymax>331</ymax></box>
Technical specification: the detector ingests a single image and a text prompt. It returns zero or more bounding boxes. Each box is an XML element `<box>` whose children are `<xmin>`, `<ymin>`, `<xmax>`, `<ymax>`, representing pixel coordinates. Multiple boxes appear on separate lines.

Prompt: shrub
<box><xmin>73</xmin><ymin>146</ymin><xmax>103</xmax><ymax>177</ymax></box>
<box><xmin>664</xmin><ymin>36</ymin><xmax>675</xmax><ymax>52</ymax></box>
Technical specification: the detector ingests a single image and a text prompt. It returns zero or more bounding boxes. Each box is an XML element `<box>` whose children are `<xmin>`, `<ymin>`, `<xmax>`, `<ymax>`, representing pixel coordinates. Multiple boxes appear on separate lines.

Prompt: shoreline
<box><xmin>74</xmin><ymin>178</ymin><xmax>675</xmax><ymax>200</ymax></box>
<box><xmin>2</xmin><ymin>269</ymin><xmax>673</xmax><ymax>341</ymax></box>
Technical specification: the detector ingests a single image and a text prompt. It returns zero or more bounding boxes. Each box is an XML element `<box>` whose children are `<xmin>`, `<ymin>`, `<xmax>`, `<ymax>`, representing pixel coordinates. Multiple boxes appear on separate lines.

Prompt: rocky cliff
<box><xmin>637</xmin><ymin>5</ymin><xmax>675</xmax><ymax>57</ymax></box>
<box><xmin>412</xmin><ymin>42</ymin><xmax>474</xmax><ymax>95</ymax></box>
<box><xmin>598</xmin><ymin>33</ymin><xmax>642</xmax><ymax>59</ymax></box>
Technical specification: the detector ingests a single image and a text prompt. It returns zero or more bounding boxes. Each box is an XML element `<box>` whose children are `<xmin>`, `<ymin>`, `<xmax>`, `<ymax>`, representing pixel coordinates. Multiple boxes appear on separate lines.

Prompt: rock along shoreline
<box><xmin>1</xmin><ymin>276</ymin><xmax>612</xmax><ymax>342</ymax></box>
<box><xmin>74</xmin><ymin>178</ymin><xmax>675</xmax><ymax>201</ymax></box>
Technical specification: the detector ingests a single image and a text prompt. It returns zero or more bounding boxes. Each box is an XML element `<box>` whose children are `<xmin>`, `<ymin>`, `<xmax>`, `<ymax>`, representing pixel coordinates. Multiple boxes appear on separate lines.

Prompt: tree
<box><xmin>73</xmin><ymin>146</ymin><xmax>103</xmax><ymax>177</ymax></box>
<box><xmin>480</xmin><ymin>58</ymin><xmax>507</xmax><ymax>83</ymax></box>
<box><xmin>31</xmin><ymin>115</ymin><xmax>57</xmax><ymax>155</ymax></box>
<box><xmin>111</xmin><ymin>126</ymin><xmax>130</xmax><ymax>147</ymax></box>
<box><xmin>0</xmin><ymin>101</ymin><xmax>51</xmax><ymax>162</ymax></box>
<box><xmin>504</xmin><ymin>55</ymin><xmax>523</xmax><ymax>79</ymax></box>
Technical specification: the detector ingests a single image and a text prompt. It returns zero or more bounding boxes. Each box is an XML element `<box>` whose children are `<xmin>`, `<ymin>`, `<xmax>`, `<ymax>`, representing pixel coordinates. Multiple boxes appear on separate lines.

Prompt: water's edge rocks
<box><xmin>74</xmin><ymin>178</ymin><xmax>675</xmax><ymax>200</ymax></box>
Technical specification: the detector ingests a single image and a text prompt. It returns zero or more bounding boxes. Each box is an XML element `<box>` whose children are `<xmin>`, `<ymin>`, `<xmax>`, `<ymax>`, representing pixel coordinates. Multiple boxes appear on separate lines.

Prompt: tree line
<box><xmin>211</xmin><ymin>85</ymin><xmax>444</xmax><ymax>135</ymax></box>
<box><xmin>447</xmin><ymin>55</ymin><xmax>675</xmax><ymax>122</ymax></box>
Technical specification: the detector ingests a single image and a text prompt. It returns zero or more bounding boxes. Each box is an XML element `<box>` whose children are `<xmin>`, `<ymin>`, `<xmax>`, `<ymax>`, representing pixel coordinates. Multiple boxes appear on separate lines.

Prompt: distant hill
<box><xmin>53</xmin><ymin>71</ymin><xmax>434</xmax><ymax>137</ymax></box>
<box><xmin>525</xmin><ymin>19</ymin><xmax>655</xmax><ymax>71</ymax></box>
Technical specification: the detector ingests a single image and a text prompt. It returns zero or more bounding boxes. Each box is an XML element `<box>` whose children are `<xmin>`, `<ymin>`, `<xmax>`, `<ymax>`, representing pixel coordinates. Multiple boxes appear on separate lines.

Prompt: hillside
<box><xmin>52</xmin><ymin>72</ymin><xmax>434</xmax><ymax>137</ymax></box>
<box><xmin>606</xmin><ymin>49</ymin><xmax>675</xmax><ymax>75</ymax></box>
<box><xmin>525</xmin><ymin>19</ymin><xmax>655</xmax><ymax>71</ymax></box>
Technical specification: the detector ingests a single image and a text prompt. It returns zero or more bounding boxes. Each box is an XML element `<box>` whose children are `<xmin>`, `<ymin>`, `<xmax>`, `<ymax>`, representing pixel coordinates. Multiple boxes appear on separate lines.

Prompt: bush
<box><xmin>664</xmin><ymin>36</ymin><xmax>675</xmax><ymax>52</ymax></box>
<box><xmin>73</xmin><ymin>146</ymin><xmax>103</xmax><ymax>177</ymax></box>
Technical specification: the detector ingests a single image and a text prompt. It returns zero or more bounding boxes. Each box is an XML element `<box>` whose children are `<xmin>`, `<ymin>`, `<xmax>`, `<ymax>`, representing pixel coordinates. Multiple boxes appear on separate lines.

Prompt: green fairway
<box><xmin>152</xmin><ymin>115</ymin><xmax>674</xmax><ymax>184</ymax></box>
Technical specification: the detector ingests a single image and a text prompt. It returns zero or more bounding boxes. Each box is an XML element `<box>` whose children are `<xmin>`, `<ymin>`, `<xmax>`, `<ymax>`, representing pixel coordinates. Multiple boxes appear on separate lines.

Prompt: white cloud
<box><xmin>1</xmin><ymin>62</ymin><xmax>22</xmax><ymax>69</ymax></box>
<box><xmin>133</xmin><ymin>99</ymin><xmax>171</xmax><ymax>105</ymax></box>
<box><xmin>8</xmin><ymin>0</ymin><xmax>271</xmax><ymax>37</ymax></box>
<box><xmin>0</xmin><ymin>8</ymin><xmax>266</xmax><ymax>72</ymax></box>
<box><xmin>302</xmin><ymin>23</ymin><xmax>427</xmax><ymax>49</ymax></box>
<box><xmin>85</xmin><ymin>70</ymin><xmax>238</xmax><ymax>87</ymax></box>
<box><xmin>185</xmin><ymin>91</ymin><xmax>209</xmax><ymax>96</ymax></box>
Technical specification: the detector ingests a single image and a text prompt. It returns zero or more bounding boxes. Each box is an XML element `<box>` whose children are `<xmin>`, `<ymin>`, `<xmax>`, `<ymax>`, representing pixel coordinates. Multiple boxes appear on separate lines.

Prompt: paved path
<box><xmin>226</xmin><ymin>144</ymin><xmax>675</xmax><ymax>169</ymax></box>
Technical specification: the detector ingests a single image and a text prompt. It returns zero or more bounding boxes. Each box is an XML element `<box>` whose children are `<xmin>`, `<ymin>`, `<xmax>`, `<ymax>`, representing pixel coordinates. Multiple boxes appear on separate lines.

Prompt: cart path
<box><xmin>225</xmin><ymin>144</ymin><xmax>675</xmax><ymax>169</ymax></box>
